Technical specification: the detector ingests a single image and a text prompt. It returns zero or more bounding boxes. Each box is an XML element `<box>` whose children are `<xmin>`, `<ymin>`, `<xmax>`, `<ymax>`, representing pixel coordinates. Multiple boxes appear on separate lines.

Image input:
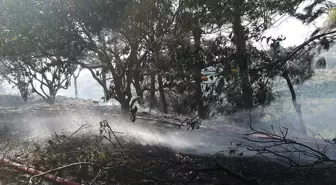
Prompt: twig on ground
<box><xmin>243</xmin><ymin>109</ymin><xmax>336</xmax><ymax>170</ymax></box>
<box><xmin>29</xmin><ymin>162</ymin><xmax>125</xmax><ymax>184</ymax></box>
<box><xmin>89</xmin><ymin>169</ymin><xmax>102</xmax><ymax>185</ymax></box>
<box><xmin>55</xmin><ymin>124</ymin><xmax>89</xmax><ymax>147</ymax></box>
<box><xmin>99</xmin><ymin>120</ymin><xmax>125</xmax><ymax>156</ymax></box>
<box><xmin>319</xmin><ymin>134</ymin><xmax>336</xmax><ymax>145</ymax></box>
<box><xmin>27</xmin><ymin>119</ymin><xmax>258</xmax><ymax>185</ymax></box>
<box><xmin>100</xmin><ymin>120</ymin><xmax>124</xmax><ymax>148</ymax></box>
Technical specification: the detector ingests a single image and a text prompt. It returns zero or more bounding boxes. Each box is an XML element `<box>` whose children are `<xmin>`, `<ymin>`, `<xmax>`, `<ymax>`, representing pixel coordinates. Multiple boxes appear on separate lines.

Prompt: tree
<box><xmin>57</xmin><ymin>0</ymin><xmax>185</xmax><ymax>113</ymax></box>
<box><xmin>0</xmin><ymin>60</ymin><xmax>30</xmax><ymax>101</ymax></box>
<box><xmin>181</xmin><ymin>0</ymin><xmax>333</xmax><ymax>130</ymax></box>
<box><xmin>0</xmin><ymin>0</ymin><xmax>79</xmax><ymax>104</ymax></box>
<box><xmin>268</xmin><ymin>1</ymin><xmax>336</xmax><ymax>135</ymax></box>
<box><xmin>139</xmin><ymin>0</ymin><xmax>183</xmax><ymax>113</ymax></box>
<box><xmin>73</xmin><ymin>66</ymin><xmax>82</xmax><ymax>99</ymax></box>
<box><xmin>1</xmin><ymin>0</ymin><xmax>332</xmax><ymax>121</ymax></box>
<box><xmin>0</xmin><ymin>56</ymin><xmax>77</xmax><ymax>104</ymax></box>
<box><xmin>210</xmin><ymin>0</ymin><xmax>306</xmax><ymax>111</ymax></box>
<box><xmin>173</xmin><ymin>0</ymin><xmax>222</xmax><ymax>118</ymax></box>
<box><xmin>57</xmin><ymin>0</ymin><xmax>155</xmax><ymax>111</ymax></box>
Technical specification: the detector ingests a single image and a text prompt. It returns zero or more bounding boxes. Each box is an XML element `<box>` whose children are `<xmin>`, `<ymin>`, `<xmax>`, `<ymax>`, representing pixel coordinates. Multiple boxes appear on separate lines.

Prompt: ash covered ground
<box><xmin>0</xmin><ymin>94</ymin><xmax>247</xmax><ymax>155</ymax></box>
<box><xmin>0</xmin><ymin>93</ymin><xmax>334</xmax><ymax>160</ymax></box>
<box><xmin>0</xmin><ymin>94</ymin><xmax>336</xmax><ymax>185</ymax></box>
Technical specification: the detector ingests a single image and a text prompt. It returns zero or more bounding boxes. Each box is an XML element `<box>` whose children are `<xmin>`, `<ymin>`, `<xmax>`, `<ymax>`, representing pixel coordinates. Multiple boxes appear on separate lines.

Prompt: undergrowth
<box><xmin>1</xmin><ymin>121</ymin><xmax>336</xmax><ymax>185</ymax></box>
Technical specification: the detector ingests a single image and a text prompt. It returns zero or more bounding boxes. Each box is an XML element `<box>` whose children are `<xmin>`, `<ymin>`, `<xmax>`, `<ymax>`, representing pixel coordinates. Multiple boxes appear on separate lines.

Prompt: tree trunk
<box><xmin>112</xmin><ymin>72</ymin><xmax>126</xmax><ymax>104</ymax></box>
<box><xmin>158</xmin><ymin>74</ymin><xmax>168</xmax><ymax>114</ymax></box>
<box><xmin>193</xmin><ymin>18</ymin><xmax>205</xmax><ymax>119</ymax></box>
<box><xmin>94</xmin><ymin>53</ymin><xmax>129</xmax><ymax>109</ymax></box>
<box><xmin>150</xmin><ymin>73</ymin><xmax>156</xmax><ymax>108</ymax></box>
<box><xmin>133</xmin><ymin>72</ymin><xmax>143</xmax><ymax>100</ymax></box>
<box><xmin>47</xmin><ymin>88</ymin><xmax>56</xmax><ymax>104</ymax></box>
<box><xmin>74</xmin><ymin>76</ymin><xmax>78</xmax><ymax>98</ymax></box>
<box><xmin>18</xmin><ymin>81</ymin><xmax>28</xmax><ymax>101</ymax></box>
<box><xmin>73</xmin><ymin>67</ymin><xmax>82</xmax><ymax>99</ymax></box>
<box><xmin>87</xmin><ymin>67</ymin><xmax>109</xmax><ymax>100</ymax></box>
<box><xmin>120</xmin><ymin>99</ymin><xmax>130</xmax><ymax>113</ymax></box>
<box><xmin>232</xmin><ymin>1</ymin><xmax>253</xmax><ymax>110</ymax></box>
<box><xmin>125</xmin><ymin>45</ymin><xmax>137</xmax><ymax>105</ymax></box>
<box><xmin>283</xmin><ymin>71</ymin><xmax>307</xmax><ymax>135</ymax></box>
<box><xmin>46</xmin><ymin>97</ymin><xmax>55</xmax><ymax>104</ymax></box>
<box><xmin>101</xmin><ymin>70</ymin><xmax>109</xmax><ymax>101</ymax></box>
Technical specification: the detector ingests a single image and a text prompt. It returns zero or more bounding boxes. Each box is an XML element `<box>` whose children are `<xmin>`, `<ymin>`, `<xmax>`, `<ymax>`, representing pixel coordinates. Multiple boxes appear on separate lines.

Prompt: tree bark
<box><xmin>86</xmin><ymin>67</ymin><xmax>110</xmax><ymax>101</ymax></box>
<box><xmin>73</xmin><ymin>67</ymin><xmax>82</xmax><ymax>99</ymax></box>
<box><xmin>120</xmin><ymin>99</ymin><xmax>130</xmax><ymax>113</ymax></box>
<box><xmin>283</xmin><ymin>70</ymin><xmax>307</xmax><ymax>135</ymax></box>
<box><xmin>150</xmin><ymin>73</ymin><xmax>156</xmax><ymax>108</ymax></box>
<box><xmin>47</xmin><ymin>87</ymin><xmax>56</xmax><ymax>104</ymax></box>
<box><xmin>124</xmin><ymin>44</ymin><xmax>138</xmax><ymax>104</ymax></box>
<box><xmin>101</xmin><ymin>69</ymin><xmax>108</xmax><ymax>101</ymax></box>
<box><xmin>158</xmin><ymin>74</ymin><xmax>168</xmax><ymax>114</ymax></box>
<box><xmin>232</xmin><ymin>1</ymin><xmax>253</xmax><ymax>110</ymax></box>
<box><xmin>193</xmin><ymin>18</ymin><xmax>205</xmax><ymax>119</ymax></box>
<box><xmin>133</xmin><ymin>71</ymin><xmax>143</xmax><ymax>101</ymax></box>
<box><xmin>74</xmin><ymin>76</ymin><xmax>78</xmax><ymax>98</ymax></box>
<box><xmin>46</xmin><ymin>97</ymin><xmax>55</xmax><ymax>104</ymax></box>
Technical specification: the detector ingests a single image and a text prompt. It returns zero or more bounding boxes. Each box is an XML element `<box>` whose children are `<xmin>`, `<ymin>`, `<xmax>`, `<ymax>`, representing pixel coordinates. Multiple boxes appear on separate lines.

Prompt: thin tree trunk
<box><xmin>101</xmin><ymin>70</ymin><xmax>108</xmax><ymax>101</ymax></box>
<box><xmin>133</xmin><ymin>72</ymin><xmax>143</xmax><ymax>100</ymax></box>
<box><xmin>193</xmin><ymin>18</ymin><xmax>205</xmax><ymax>119</ymax></box>
<box><xmin>232</xmin><ymin>1</ymin><xmax>253</xmax><ymax>109</ymax></box>
<box><xmin>158</xmin><ymin>74</ymin><xmax>168</xmax><ymax>114</ymax></box>
<box><xmin>74</xmin><ymin>76</ymin><xmax>78</xmax><ymax>98</ymax></box>
<box><xmin>125</xmin><ymin>44</ymin><xmax>138</xmax><ymax>104</ymax></box>
<box><xmin>283</xmin><ymin>71</ymin><xmax>307</xmax><ymax>135</ymax></box>
<box><xmin>87</xmin><ymin>67</ymin><xmax>109</xmax><ymax>100</ymax></box>
<box><xmin>73</xmin><ymin>67</ymin><xmax>82</xmax><ymax>99</ymax></box>
<box><xmin>150</xmin><ymin>73</ymin><xmax>156</xmax><ymax>108</ymax></box>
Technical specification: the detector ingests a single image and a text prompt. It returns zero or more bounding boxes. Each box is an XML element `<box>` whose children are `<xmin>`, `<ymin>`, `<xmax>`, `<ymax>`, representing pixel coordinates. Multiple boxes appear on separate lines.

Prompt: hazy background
<box><xmin>0</xmin><ymin>15</ymin><xmax>335</xmax><ymax>159</ymax></box>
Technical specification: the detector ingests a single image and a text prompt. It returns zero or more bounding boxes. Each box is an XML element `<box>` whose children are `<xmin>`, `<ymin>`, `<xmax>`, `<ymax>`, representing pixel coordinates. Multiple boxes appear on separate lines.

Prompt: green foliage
<box><xmin>0</xmin><ymin>0</ymin><xmax>80</xmax><ymax>103</ymax></box>
<box><xmin>0</xmin><ymin>0</ymin><xmax>330</xmax><ymax>114</ymax></box>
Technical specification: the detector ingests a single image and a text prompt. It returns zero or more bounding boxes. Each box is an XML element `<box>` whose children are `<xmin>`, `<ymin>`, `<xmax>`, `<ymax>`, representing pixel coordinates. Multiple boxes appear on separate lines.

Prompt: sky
<box><xmin>261</xmin><ymin>14</ymin><xmax>327</xmax><ymax>48</ymax></box>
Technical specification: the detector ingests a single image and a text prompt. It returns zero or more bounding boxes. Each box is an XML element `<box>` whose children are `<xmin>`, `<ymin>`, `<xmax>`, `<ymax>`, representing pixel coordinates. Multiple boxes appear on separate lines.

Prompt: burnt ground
<box><xmin>1</xmin><ymin>134</ymin><xmax>336</xmax><ymax>185</ymax></box>
<box><xmin>0</xmin><ymin>95</ymin><xmax>336</xmax><ymax>184</ymax></box>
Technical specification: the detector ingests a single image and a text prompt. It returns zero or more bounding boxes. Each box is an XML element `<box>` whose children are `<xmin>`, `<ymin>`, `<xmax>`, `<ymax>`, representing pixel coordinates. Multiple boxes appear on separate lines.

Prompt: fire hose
<box><xmin>0</xmin><ymin>158</ymin><xmax>81</xmax><ymax>185</ymax></box>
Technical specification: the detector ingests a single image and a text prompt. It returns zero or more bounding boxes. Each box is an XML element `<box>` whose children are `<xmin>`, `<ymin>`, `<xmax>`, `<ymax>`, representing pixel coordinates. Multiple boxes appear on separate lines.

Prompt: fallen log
<box><xmin>136</xmin><ymin>115</ymin><xmax>186</xmax><ymax>128</ymax></box>
<box><xmin>0</xmin><ymin>158</ymin><xmax>81</xmax><ymax>185</ymax></box>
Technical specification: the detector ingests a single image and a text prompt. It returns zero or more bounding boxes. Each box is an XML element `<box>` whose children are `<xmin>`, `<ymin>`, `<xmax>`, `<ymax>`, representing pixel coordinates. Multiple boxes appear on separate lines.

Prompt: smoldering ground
<box><xmin>0</xmin><ymin>94</ymin><xmax>334</xmax><ymax>164</ymax></box>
